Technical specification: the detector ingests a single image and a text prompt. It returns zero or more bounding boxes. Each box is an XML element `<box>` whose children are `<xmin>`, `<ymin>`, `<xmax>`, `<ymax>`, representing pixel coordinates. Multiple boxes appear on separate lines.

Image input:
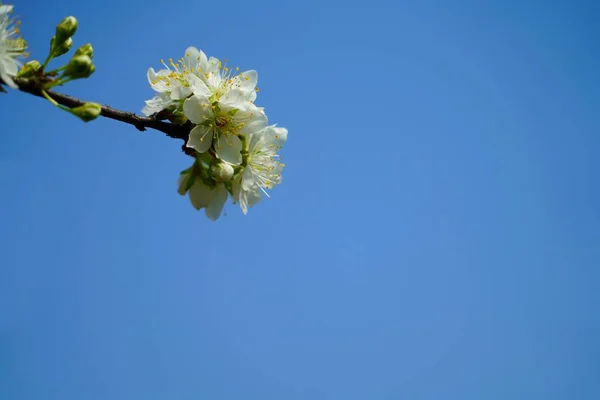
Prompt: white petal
<box><xmin>241</xmin><ymin>168</ymin><xmax>257</xmax><ymax>191</ymax></box>
<box><xmin>147</xmin><ymin>68</ymin><xmax>169</xmax><ymax>92</ymax></box>
<box><xmin>263</xmin><ymin>125</ymin><xmax>288</xmax><ymax>148</ymax></box>
<box><xmin>239</xmin><ymin>107</ymin><xmax>268</xmax><ymax>135</ymax></box>
<box><xmin>1</xmin><ymin>59</ymin><xmax>19</xmax><ymax>76</ymax></box>
<box><xmin>184</xmin><ymin>47</ymin><xmax>201</xmax><ymax>69</ymax></box>
<box><xmin>147</xmin><ymin>68</ymin><xmax>158</xmax><ymax>85</ymax></box>
<box><xmin>170</xmin><ymin>85</ymin><xmax>192</xmax><ymax>100</ymax></box>
<box><xmin>183</xmin><ymin>95</ymin><xmax>212</xmax><ymax>124</ymax></box>
<box><xmin>205</xmin><ymin>185</ymin><xmax>228</xmax><ymax>221</ymax></box>
<box><xmin>234</xmin><ymin>70</ymin><xmax>258</xmax><ymax>94</ymax></box>
<box><xmin>231</xmin><ymin>176</ymin><xmax>244</xmax><ymax>209</ymax></box>
<box><xmin>142</xmin><ymin>93</ymin><xmax>172</xmax><ymax>116</ymax></box>
<box><xmin>246</xmin><ymin>184</ymin><xmax>263</xmax><ymax>208</ymax></box>
<box><xmin>188</xmin><ymin>180</ymin><xmax>216</xmax><ymax>210</ymax></box>
<box><xmin>187</xmin><ymin>74</ymin><xmax>211</xmax><ymax>97</ymax></box>
<box><xmin>1</xmin><ymin>73</ymin><xmax>17</xmax><ymax>89</ymax></box>
<box><xmin>219</xmin><ymin>89</ymin><xmax>249</xmax><ymax>110</ymax></box>
<box><xmin>186</xmin><ymin>125</ymin><xmax>213</xmax><ymax>153</ymax></box>
<box><xmin>215</xmin><ymin>134</ymin><xmax>243</xmax><ymax>165</ymax></box>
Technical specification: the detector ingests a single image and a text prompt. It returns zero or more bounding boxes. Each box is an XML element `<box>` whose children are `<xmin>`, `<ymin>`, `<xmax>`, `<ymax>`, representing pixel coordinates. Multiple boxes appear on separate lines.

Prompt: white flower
<box><xmin>233</xmin><ymin>125</ymin><xmax>287</xmax><ymax>214</ymax></box>
<box><xmin>0</xmin><ymin>4</ymin><xmax>26</xmax><ymax>89</ymax></box>
<box><xmin>142</xmin><ymin>46</ymin><xmax>258</xmax><ymax>117</ymax></box>
<box><xmin>183</xmin><ymin>72</ymin><xmax>266</xmax><ymax>165</ymax></box>
<box><xmin>178</xmin><ymin>168</ymin><xmax>228</xmax><ymax>221</ymax></box>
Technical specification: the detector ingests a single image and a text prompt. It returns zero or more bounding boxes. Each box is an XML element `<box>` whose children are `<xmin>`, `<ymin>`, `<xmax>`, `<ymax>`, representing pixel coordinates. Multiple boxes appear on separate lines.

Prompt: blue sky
<box><xmin>1</xmin><ymin>0</ymin><xmax>598</xmax><ymax>398</ymax></box>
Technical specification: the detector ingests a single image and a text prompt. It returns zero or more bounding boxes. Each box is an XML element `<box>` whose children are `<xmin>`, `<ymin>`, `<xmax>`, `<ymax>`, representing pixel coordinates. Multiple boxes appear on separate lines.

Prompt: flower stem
<box><xmin>44</xmin><ymin>76</ymin><xmax>73</xmax><ymax>89</ymax></box>
<box><xmin>41</xmin><ymin>89</ymin><xmax>75</xmax><ymax>114</ymax></box>
<box><xmin>45</xmin><ymin>65</ymin><xmax>67</xmax><ymax>75</ymax></box>
<box><xmin>40</xmin><ymin>89</ymin><xmax>59</xmax><ymax>106</ymax></box>
<box><xmin>41</xmin><ymin>48</ymin><xmax>56</xmax><ymax>70</ymax></box>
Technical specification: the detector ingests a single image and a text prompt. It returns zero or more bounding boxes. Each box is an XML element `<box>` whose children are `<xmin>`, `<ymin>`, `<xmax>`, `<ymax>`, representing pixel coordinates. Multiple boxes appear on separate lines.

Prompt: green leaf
<box><xmin>179</xmin><ymin>167</ymin><xmax>192</xmax><ymax>175</ymax></box>
<box><xmin>184</xmin><ymin>174</ymin><xmax>195</xmax><ymax>192</ymax></box>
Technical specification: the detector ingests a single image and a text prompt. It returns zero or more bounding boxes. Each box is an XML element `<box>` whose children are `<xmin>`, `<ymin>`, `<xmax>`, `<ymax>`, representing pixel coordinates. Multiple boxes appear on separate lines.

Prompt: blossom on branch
<box><xmin>0</xmin><ymin>4</ymin><xmax>26</xmax><ymax>89</ymax></box>
<box><xmin>147</xmin><ymin>47</ymin><xmax>288</xmax><ymax>220</ymax></box>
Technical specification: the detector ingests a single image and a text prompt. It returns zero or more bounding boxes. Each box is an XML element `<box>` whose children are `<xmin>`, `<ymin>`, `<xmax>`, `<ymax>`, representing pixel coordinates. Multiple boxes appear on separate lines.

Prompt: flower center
<box><xmin>215</xmin><ymin>115</ymin><xmax>228</xmax><ymax>127</ymax></box>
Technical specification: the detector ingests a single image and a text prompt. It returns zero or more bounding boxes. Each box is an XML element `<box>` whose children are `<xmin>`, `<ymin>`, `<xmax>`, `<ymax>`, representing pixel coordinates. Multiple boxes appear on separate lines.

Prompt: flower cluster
<box><xmin>0</xmin><ymin>4</ymin><xmax>27</xmax><ymax>88</ymax></box>
<box><xmin>143</xmin><ymin>47</ymin><xmax>287</xmax><ymax>220</ymax></box>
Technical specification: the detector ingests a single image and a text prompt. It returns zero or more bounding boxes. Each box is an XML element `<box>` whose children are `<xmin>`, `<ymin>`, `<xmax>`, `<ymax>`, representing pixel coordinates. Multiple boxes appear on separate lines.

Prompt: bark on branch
<box><xmin>2</xmin><ymin>77</ymin><xmax>193</xmax><ymax>144</ymax></box>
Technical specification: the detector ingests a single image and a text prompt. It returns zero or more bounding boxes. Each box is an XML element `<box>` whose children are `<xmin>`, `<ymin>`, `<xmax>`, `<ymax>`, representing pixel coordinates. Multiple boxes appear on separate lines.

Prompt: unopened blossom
<box><xmin>0</xmin><ymin>4</ymin><xmax>26</xmax><ymax>89</ymax></box>
<box><xmin>233</xmin><ymin>125</ymin><xmax>287</xmax><ymax>214</ymax></box>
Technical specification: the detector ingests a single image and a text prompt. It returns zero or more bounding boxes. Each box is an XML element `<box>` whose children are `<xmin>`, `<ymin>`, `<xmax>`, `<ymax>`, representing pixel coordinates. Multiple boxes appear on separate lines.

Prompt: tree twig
<box><xmin>2</xmin><ymin>77</ymin><xmax>193</xmax><ymax>144</ymax></box>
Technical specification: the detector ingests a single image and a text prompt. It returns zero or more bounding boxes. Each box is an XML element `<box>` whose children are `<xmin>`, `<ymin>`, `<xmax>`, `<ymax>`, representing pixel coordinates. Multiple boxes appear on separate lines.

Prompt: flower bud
<box><xmin>64</xmin><ymin>55</ymin><xmax>95</xmax><ymax>79</ymax></box>
<box><xmin>51</xmin><ymin>36</ymin><xmax>72</xmax><ymax>57</ymax></box>
<box><xmin>70</xmin><ymin>102</ymin><xmax>101</xmax><ymax>122</ymax></box>
<box><xmin>210</xmin><ymin>159</ymin><xmax>234</xmax><ymax>182</ymax></box>
<box><xmin>74</xmin><ymin>43</ymin><xmax>94</xmax><ymax>59</ymax></box>
<box><xmin>55</xmin><ymin>16</ymin><xmax>78</xmax><ymax>43</ymax></box>
<box><xmin>17</xmin><ymin>60</ymin><xmax>42</xmax><ymax>78</ymax></box>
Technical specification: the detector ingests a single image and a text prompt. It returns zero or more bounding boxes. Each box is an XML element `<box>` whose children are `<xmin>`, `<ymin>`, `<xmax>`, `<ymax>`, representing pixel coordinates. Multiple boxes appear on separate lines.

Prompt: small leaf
<box><xmin>184</xmin><ymin>174</ymin><xmax>195</xmax><ymax>192</ymax></box>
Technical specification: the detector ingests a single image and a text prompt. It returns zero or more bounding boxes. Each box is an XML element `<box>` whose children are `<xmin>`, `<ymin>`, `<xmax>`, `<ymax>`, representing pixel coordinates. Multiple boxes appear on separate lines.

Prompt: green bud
<box><xmin>74</xmin><ymin>43</ymin><xmax>94</xmax><ymax>59</ymax></box>
<box><xmin>55</xmin><ymin>16</ymin><xmax>78</xmax><ymax>43</ymax></box>
<box><xmin>17</xmin><ymin>60</ymin><xmax>42</xmax><ymax>78</ymax></box>
<box><xmin>51</xmin><ymin>36</ymin><xmax>72</xmax><ymax>57</ymax></box>
<box><xmin>64</xmin><ymin>55</ymin><xmax>95</xmax><ymax>79</ymax></box>
<box><xmin>70</xmin><ymin>102</ymin><xmax>102</xmax><ymax>122</ymax></box>
<box><xmin>210</xmin><ymin>159</ymin><xmax>234</xmax><ymax>183</ymax></box>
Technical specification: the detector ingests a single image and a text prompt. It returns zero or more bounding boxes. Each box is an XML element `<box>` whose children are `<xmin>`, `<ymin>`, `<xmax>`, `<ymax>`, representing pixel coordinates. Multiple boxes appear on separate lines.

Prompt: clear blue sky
<box><xmin>1</xmin><ymin>0</ymin><xmax>598</xmax><ymax>398</ymax></box>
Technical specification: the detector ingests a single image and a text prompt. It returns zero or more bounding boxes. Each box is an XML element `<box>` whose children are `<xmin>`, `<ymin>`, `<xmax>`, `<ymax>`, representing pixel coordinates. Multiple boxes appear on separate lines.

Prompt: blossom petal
<box><xmin>0</xmin><ymin>72</ymin><xmax>17</xmax><ymax>89</ymax></box>
<box><xmin>142</xmin><ymin>94</ymin><xmax>172</xmax><ymax>116</ymax></box>
<box><xmin>241</xmin><ymin>168</ymin><xmax>257</xmax><ymax>191</ymax></box>
<box><xmin>184</xmin><ymin>47</ymin><xmax>202</xmax><ymax>70</ymax></box>
<box><xmin>147</xmin><ymin>68</ymin><xmax>169</xmax><ymax>92</ymax></box>
<box><xmin>246</xmin><ymin>184</ymin><xmax>263</xmax><ymax>208</ymax></box>
<box><xmin>170</xmin><ymin>85</ymin><xmax>192</xmax><ymax>100</ymax></box>
<box><xmin>231</xmin><ymin>176</ymin><xmax>244</xmax><ymax>210</ymax></box>
<box><xmin>205</xmin><ymin>185</ymin><xmax>228</xmax><ymax>221</ymax></box>
<box><xmin>187</xmin><ymin>125</ymin><xmax>213</xmax><ymax>153</ymax></box>
<box><xmin>206</xmin><ymin>57</ymin><xmax>222</xmax><ymax>87</ymax></box>
<box><xmin>188</xmin><ymin>180</ymin><xmax>216</xmax><ymax>210</ymax></box>
<box><xmin>264</xmin><ymin>125</ymin><xmax>288</xmax><ymax>148</ymax></box>
<box><xmin>147</xmin><ymin>67</ymin><xmax>157</xmax><ymax>85</ymax></box>
<box><xmin>215</xmin><ymin>134</ymin><xmax>242</xmax><ymax>165</ymax></box>
<box><xmin>183</xmin><ymin>95</ymin><xmax>212</xmax><ymax>124</ymax></box>
<box><xmin>234</xmin><ymin>70</ymin><xmax>258</xmax><ymax>94</ymax></box>
<box><xmin>239</xmin><ymin>106</ymin><xmax>268</xmax><ymax>135</ymax></box>
<box><xmin>219</xmin><ymin>89</ymin><xmax>249</xmax><ymax>110</ymax></box>
<box><xmin>187</xmin><ymin>74</ymin><xmax>211</xmax><ymax>97</ymax></box>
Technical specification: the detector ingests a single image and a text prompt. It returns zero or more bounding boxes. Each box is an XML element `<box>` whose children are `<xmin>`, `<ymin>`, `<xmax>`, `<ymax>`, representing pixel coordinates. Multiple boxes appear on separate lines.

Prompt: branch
<box><xmin>2</xmin><ymin>77</ymin><xmax>194</xmax><ymax>145</ymax></box>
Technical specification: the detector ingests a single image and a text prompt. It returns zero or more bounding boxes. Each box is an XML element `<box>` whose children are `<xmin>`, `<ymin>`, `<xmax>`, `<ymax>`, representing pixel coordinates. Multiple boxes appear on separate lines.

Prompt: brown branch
<box><xmin>3</xmin><ymin>76</ymin><xmax>193</xmax><ymax>144</ymax></box>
